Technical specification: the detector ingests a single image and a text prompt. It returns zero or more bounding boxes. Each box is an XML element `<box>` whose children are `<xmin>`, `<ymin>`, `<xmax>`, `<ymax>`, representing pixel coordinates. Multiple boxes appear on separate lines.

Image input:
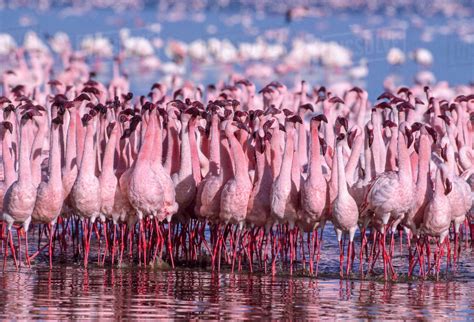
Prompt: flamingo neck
<box><xmin>279</xmin><ymin>127</ymin><xmax>295</xmax><ymax>181</ymax></box>
<box><xmin>178</xmin><ymin>119</ymin><xmax>192</xmax><ymax>177</ymax></box>
<box><xmin>345</xmin><ymin>132</ymin><xmax>364</xmax><ymax>185</ymax></box>
<box><xmin>18</xmin><ymin>124</ymin><xmax>32</xmax><ymax>183</ymax></box>
<box><xmin>309</xmin><ymin>124</ymin><xmax>323</xmax><ymax>180</ymax></box>
<box><xmin>138</xmin><ymin>113</ymin><xmax>156</xmax><ymax>165</ymax></box>
<box><xmin>220</xmin><ymin>137</ymin><xmax>233</xmax><ymax>180</ymax></box>
<box><xmin>102</xmin><ymin>128</ymin><xmax>118</xmax><ymax>176</ymax></box>
<box><xmin>270</xmin><ymin>128</ymin><xmax>282</xmax><ymax>178</ymax></box>
<box><xmin>227</xmin><ymin>131</ymin><xmax>248</xmax><ymax>181</ymax></box>
<box><xmin>65</xmin><ymin>110</ymin><xmax>77</xmax><ymax>172</ymax></box>
<box><xmin>397</xmin><ymin>131</ymin><xmax>412</xmax><ymax>183</ymax></box>
<box><xmin>2</xmin><ymin>131</ymin><xmax>16</xmax><ymax>185</ymax></box>
<box><xmin>49</xmin><ymin>124</ymin><xmax>62</xmax><ymax>184</ymax></box>
<box><xmin>336</xmin><ymin>142</ymin><xmax>348</xmax><ymax>195</ymax></box>
<box><xmin>209</xmin><ymin>115</ymin><xmax>220</xmax><ymax>175</ymax></box>
<box><xmin>76</xmin><ymin>110</ymin><xmax>86</xmax><ymax>168</ymax></box>
<box><xmin>80</xmin><ymin>122</ymin><xmax>97</xmax><ymax>175</ymax></box>
<box><xmin>188</xmin><ymin>120</ymin><xmax>201</xmax><ymax>184</ymax></box>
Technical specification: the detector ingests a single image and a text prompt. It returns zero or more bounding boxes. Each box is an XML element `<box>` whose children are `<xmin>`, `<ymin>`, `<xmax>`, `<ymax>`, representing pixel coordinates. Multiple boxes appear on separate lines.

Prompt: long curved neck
<box><xmin>151</xmin><ymin>115</ymin><xmax>163</xmax><ymax>169</ymax></box>
<box><xmin>345</xmin><ymin>133</ymin><xmax>364</xmax><ymax>185</ymax></box>
<box><xmin>220</xmin><ymin>137</ymin><xmax>233</xmax><ymax>180</ymax></box>
<box><xmin>31</xmin><ymin>118</ymin><xmax>48</xmax><ymax>186</ymax></box>
<box><xmin>297</xmin><ymin>112</ymin><xmax>307</xmax><ymax>168</ymax></box>
<box><xmin>364</xmin><ymin>138</ymin><xmax>374</xmax><ymax>182</ymax></box>
<box><xmin>76</xmin><ymin>110</ymin><xmax>86</xmax><ymax>168</ymax></box>
<box><xmin>2</xmin><ymin>131</ymin><xmax>16</xmax><ymax>185</ymax></box>
<box><xmin>254</xmin><ymin>141</ymin><xmax>266</xmax><ymax>183</ymax></box>
<box><xmin>164</xmin><ymin>119</ymin><xmax>179</xmax><ymax>174</ymax></box>
<box><xmin>188</xmin><ymin>120</ymin><xmax>201</xmax><ymax>183</ymax></box>
<box><xmin>372</xmin><ymin>115</ymin><xmax>386</xmax><ymax>174</ymax></box>
<box><xmin>178</xmin><ymin>119</ymin><xmax>192</xmax><ymax>177</ymax></box>
<box><xmin>416</xmin><ymin>133</ymin><xmax>431</xmax><ymax>190</ymax></box>
<box><xmin>270</xmin><ymin>128</ymin><xmax>283</xmax><ymax>178</ymax></box>
<box><xmin>227</xmin><ymin>130</ymin><xmax>248</xmax><ymax>180</ymax></box>
<box><xmin>96</xmin><ymin>116</ymin><xmax>107</xmax><ymax>173</ymax></box>
<box><xmin>385</xmin><ymin>129</ymin><xmax>398</xmax><ymax>171</ymax></box>
<box><xmin>102</xmin><ymin>128</ymin><xmax>118</xmax><ymax>176</ymax></box>
<box><xmin>49</xmin><ymin>124</ymin><xmax>62</xmax><ymax>184</ymax></box>
<box><xmin>336</xmin><ymin>142</ymin><xmax>348</xmax><ymax>194</ymax></box>
<box><xmin>209</xmin><ymin>115</ymin><xmax>220</xmax><ymax>175</ymax></box>
<box><xmin>138</xmin><ymin>113</ymin><xmax>156</xmax><ymax>165</ymax></box>
<box><xmin>279</xmin><ymin>127</ymin><xmax>295</xmax><ymax>181</ymax></box>
<box><xmin>434</xmin><ymin>169</ymin><xmax>444</xmax><ymax>197</ymax></box>
<box><xmin>18</xmin><ymin>123</ymin><xmax>32</xmax><ymax>184</ymax></box>
<box><xmin>80</xmin><ymin>122</ymin><xmax>97</xmax><ymax>175</ymax></box>
<box><xmin>398</xmin><ymin>131</ymin><xmax>412</xmax><ymax>183</ymax></box>
<box><xmin>65</xmin><ymin>109</ymin><xmax>77</xmax><ymax>172</ymax></box>
<box><xmin>308</xmin><ymin>123</ymin><xmax>323</xmax><ymax>181</ymax></box>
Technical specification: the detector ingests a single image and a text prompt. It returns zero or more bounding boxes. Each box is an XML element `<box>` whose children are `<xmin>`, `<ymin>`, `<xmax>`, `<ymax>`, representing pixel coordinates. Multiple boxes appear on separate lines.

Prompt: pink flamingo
<box><xmin>420</xmin><ymin>164</ymin><xmax>452</xmax><ymax>279</ymax></box>
<box><xmin>3</xmin><ymin>112</ymin><xmax>38</xmax><ymax>267</ymax></box>
<box><xmin>71</xmin><ymin>112</ymin><xmax>102</xmax><ymax>267</ymax></box>
<box><xmin>32</xmin><ymin>114</ymin><xmax>64</xmax><ymax>268</ymax></box>
<box><xmin>298</xmin><ymin>113</ymin><xmax>328</xmax><ymax>274</ymax></box>
<box><xmin>332</xmin><ymin>133</ymin><xmax>359</xmax><ymax>277</ymax></box>
<box><xmin>127</xmin><ymin>107</ymin><xmax>163</xmax><ymax>265</ymax></box>
<box><xmin>172</xmin><ymin>108</ymin><xmax>198</xmax><ymax>219</ymax></box>
<box><xmin>219</xmin><ymin>120</ymin><xmax>252</xmax><ymax>228</ymax></box>
<box><xmin>270</xmin><ymin>115</ymin><xmax>302</xmax><ymax>274</ymax></box>
<box><xmin>219</xmin><ymin>120</ymin><xmax>253</xmax><ymax>271</ymax></box>
<box><xmin>363</xmin><ymin>122</ymin><xmax>415</xmax><ymax>279</ymax></box>
<box><xmin>440</xmin><ymin>139</ymin><xmax>472</xmax><ymax>260</ymax></box>
<box><xmin>246</xmin><ymin>131</ymin><xmax>273</xmax><ymax>230</ymax></box>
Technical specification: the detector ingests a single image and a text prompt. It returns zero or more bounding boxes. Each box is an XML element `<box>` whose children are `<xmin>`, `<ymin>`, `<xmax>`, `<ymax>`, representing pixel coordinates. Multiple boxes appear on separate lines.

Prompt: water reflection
<box><xmin>0</xmin><ymin>266</ymin><xmax>472</xmax><ymax>319</ymax></box>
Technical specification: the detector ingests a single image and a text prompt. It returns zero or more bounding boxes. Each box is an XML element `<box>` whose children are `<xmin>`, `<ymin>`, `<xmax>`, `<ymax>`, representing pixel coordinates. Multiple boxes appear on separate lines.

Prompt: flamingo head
<box><xmin>1</xmin><ymin>121</ymin><xmax>13</xmax><ymax>133</ymax></box>
<box><xmin>437</xmin><ymin>114</ymin><xmax>451</xmax><ymax>126</ymax></box>
<box><xmin>299</xmin><ymin>103</ymin><xmax>314</xmax><ymax>112</ymax></box>
<box><xmin>337</xmin><ymin>133</ymin><xmax>345</xmax><ymax>142</ymax></box>
<box><xmin>337</xmin><ymin>116</ymin><xmax>348</xmax><ymax>133</ymax></box>
<box><xmin>52</xmin><ymin>116</ymin><xmax>63</xmax><ymax>126</ymax></box>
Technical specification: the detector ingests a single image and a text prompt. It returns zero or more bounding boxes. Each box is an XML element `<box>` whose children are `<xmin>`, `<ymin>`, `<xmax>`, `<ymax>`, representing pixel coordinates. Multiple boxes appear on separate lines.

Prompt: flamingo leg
<box><xmin>49</xmin><ymin>223</ymin><xmax>54</xmax><ymax>269</ymax></box>
<box><xmin>8</xmin><ymin>229</ymin><xmax>18</xmax><ymax>269</ymax></box>
<box><xmin>339</xmin><ymin>239</ymin><xmax>344</xmax><ymax>278</ymax></box>
<box><xmin>346</xmin><ymin>240</ymin><xmax>353</xmax><ymax>277</ymax></box>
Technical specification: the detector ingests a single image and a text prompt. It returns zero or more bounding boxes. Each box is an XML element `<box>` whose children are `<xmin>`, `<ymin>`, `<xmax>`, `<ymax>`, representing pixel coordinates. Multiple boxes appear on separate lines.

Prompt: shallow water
<box><xmin>1</xmin><ymin>4</ymin><xmax>474</xmax><ymax>319</ymax></box>
<box><xmin>0</xmin><ymin>222</ymin><xmax>473</xmax><ymax>319</ymax></box>
<box><xmin>1</xmin><ymin>264</ymin><xmax>473</xmax><ymax>319</ymax></box>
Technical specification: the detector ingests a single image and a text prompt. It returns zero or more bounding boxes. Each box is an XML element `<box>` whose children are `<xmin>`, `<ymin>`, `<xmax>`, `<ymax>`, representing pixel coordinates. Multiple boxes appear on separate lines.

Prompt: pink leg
<box><xmin>316</xmin><ymin>228</ymin><xmax>324</xmax><ymax>276</ymax></box>
<box><xmin>359</xmin><ymin>227</ymin><xmax>366</xmax><ymax>275</ymax></box>
<box><xmin>9</xmin><ymin>229</ymin><xmax>18</xmax><ymax>269</ymax></box>
<box><xmin>289</xmin><ymin>228</ymin><xmax>294</xmax><ymax>275</ymax></box>
<box><xmin>17</xmin><ymin>229</ymin><xmax>22</xmax><ymax>267</ymax></box>
<box><xmin>339</xmin><ymin>239</ymin><xmax>344</xmax><ymax>278</ymax></box>
<box><xmin>399</xmin><ymin>229</ymin><xmax>403</xmax><ymax>254</ymax></box>
<box><xmin>346</xmin><ymin>241</ymin><xmax>353</xmax><ymax>276</ymax></box>
<box><xmin>111</xmin><ymin>224</ymin><xmax>117</xmax><ymax>265</ymax></box>
<box><xmin>167</xmin><ymin>222</ymin><xmax>175</xmax><ymax>268</ymax></box>
<box><xmin>102</xmin><ymin>222</ymin><xmax>108</xmax><ymax>265</ymax></box>
<box><xmin>48</xmin><ymin>223</ymin><xmax>54</xmax><ymax>269</ymax></box>
<box><xmin>139</xmin><ymin>219</ymin><xmax>147</xmax><ymax>266</ymax></box>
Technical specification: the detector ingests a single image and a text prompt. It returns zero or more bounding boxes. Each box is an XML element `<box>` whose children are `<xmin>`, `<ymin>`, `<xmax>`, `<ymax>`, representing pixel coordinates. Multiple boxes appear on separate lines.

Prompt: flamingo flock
<box><xmin>0</xmin><ymin>44</ymin><xmax>473</xmax><ymax>281</ymax></box>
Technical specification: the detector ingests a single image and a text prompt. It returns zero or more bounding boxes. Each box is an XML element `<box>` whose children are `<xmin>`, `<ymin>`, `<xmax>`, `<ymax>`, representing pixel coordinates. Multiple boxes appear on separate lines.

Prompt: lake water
<box><xmin>0</xmin><ymin>4</ymin><xmax>473</xmax><ymax>320</ymax></box>
<box><xmin>0</xmin><ymin>222</ymin><xmax>473</xmax><ymax>319</ymax></box>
